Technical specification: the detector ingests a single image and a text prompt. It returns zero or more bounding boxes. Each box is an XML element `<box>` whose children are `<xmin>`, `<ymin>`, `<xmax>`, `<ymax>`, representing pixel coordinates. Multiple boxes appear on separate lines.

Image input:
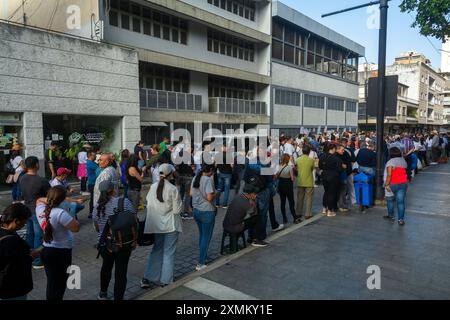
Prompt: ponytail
<box><xmin>97</xmin><ymin>190</ymin><xmax>113</xmax><ymax>218</ymax></box>
<box><xmin>193</xmin><ymin>169</ymin><xmax>203</xmax><ymax>189</ymax></box>
<box><xmin>43</xmin><ymin>186</ymin><xmax>67</xmax><ymax>244</ymax></box>
<box><xmin>156</xmin><ymin>177</ymin><xmax>165</xmax><ymax>203</ymax></box>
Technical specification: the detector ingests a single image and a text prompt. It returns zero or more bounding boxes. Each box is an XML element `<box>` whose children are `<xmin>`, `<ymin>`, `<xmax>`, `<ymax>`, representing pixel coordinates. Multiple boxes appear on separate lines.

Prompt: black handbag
<box><xmin>137</xmin><ymin>219</ymin><xmax>155</xmax><ymax>246</ymax></box>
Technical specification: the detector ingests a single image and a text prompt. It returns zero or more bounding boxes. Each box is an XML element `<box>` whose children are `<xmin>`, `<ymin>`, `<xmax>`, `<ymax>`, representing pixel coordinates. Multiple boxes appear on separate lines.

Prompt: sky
<box><xmin>278</xmin><ymin>0</ymin><xmax>444</xmax><ymax>70</ymax></box>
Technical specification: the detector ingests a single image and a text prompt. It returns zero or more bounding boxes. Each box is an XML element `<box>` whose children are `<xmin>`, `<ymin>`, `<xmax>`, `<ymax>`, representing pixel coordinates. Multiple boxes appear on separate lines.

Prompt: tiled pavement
<box><xmin>146</xmin><ymin>162</ymin><xmax>450</xmax><ymax>300</ymax></box>
<box><xmin>0</xmin><ymin>181</ymin><xmax>325</xmax><ymax>300</ymax></box>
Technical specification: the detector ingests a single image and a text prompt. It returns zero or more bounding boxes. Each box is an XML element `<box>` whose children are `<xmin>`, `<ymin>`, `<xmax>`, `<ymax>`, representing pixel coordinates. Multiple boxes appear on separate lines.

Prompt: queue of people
<box><xmin>1</xmin><ymin>128</ymin><xmax>448</xmax><ymax>300</ymax></box>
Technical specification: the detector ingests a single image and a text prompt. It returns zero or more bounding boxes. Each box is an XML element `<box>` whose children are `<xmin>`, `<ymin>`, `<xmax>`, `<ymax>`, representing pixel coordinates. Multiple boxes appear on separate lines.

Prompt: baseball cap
<box><xmin>159</xmin><ymin>163</ymin><xmax>174</xmax><ymax>177</ymax></box>
<box><xmin>98</xmin><ymin>180</ymin><xmax>115</xmax><ymax>193</ymax></box>
<box><xmin>57</xmin><ymin>167</ymin><xmax>72</xmax><ymax>176</ymax></box>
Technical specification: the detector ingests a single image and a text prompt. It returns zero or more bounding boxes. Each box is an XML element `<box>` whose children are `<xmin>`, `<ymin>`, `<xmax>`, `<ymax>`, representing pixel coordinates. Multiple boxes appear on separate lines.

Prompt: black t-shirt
<box><xmin>338</xmin><ymin>150</ymin><xmax>353</xmax><ymax>175</ymax></box>
<box><xmin>134</xmin><ymin>146</ymin><xmax>146</xmax><ymax>160</ymax></box>
<box><xmin>0</xmin><ymin>229</ymin><xmax>33</xmax><ymax>299</ymax></box>
<box><xmin>319</xmin><ymin>153</ymin><xmax>343</xmax><ymax>179</ymax></box>
<box><xmin>215</xmin><ymin>152</ymin><xmax>233</xmax><ymax>174</ymax></box>
<box><xmin>223</xmin><ymin>195</ymin><xmax>257</xmax><ymax>234</ymax></box>
<box><xmin>19</xmin><ymin>174</ymin><xmax>51</xmax><ymax>214</ymax></box>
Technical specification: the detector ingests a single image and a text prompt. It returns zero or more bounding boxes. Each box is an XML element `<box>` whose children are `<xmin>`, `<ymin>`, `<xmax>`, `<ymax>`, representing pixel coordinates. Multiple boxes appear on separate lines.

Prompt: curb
<box><xmin>137</xmin><ymin>213</ymin><xmax>325</xmax><ymax>300</ymax></box>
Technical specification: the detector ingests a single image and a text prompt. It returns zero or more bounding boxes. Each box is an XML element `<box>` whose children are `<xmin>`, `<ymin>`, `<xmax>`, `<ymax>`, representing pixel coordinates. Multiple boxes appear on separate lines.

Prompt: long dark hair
<box><xmin>156</xmin><ymin>177</ymin><xmax>165</xmax><ymax>203</ymax></box>
<box><xmin>193</xmin><ymin>164</ymin><xmax>215</xmax><ymax>189</ymax></box>
<box><xmin>43</xmin><ymin>186</ymin><xmax>67</xmax><ymax>243</ymax></box>
<box><xmin>126</xmin><ymin>154</ymin><xmax>141</xmax><ymax>180</ymax></box>
<box><xmin>120</xmin><ymin>149</ymin><xmax>130</xmax><ymax>165</ymax></box>
<box><xmin>97</xmin><ymin>189</ymin><xmax>114</xmax><ymax>218</ymax></box>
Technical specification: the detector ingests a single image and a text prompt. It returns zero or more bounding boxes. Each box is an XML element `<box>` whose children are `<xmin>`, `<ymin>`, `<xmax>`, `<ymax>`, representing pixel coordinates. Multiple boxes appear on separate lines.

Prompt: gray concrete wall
<box><xmin>0</xmin><ymin>22</ymin><xmax>141</xmax><ymax>159</ymax></box>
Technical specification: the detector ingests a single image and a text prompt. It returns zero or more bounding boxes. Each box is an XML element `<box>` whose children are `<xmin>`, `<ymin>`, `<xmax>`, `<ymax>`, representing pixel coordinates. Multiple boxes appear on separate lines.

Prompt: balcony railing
<box><xmin>140</xmin><ymin>88</ymin><xmax>202</xmax><ymax>111</ymax></box>
<box><xmin>209</xmin><ymin>97</ymin><xmax>266</xmax><ymax>115</ymax></box>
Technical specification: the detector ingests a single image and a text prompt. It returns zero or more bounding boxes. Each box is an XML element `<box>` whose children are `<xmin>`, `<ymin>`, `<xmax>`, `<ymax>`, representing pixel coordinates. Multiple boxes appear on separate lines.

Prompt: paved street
<box><xmin>144</xmin><ymin>162</ymin><xmax>450</xmax><ymax>300</ymax></box>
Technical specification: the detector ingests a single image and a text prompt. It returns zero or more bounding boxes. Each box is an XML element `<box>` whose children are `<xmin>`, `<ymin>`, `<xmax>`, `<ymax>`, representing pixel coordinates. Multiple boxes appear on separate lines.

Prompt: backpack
<box><xmin>243</xmin><ymin>162</ymin><xmax>266</xmax><ymax>191</ymax></box>
<box><xmin>4</xmin><ymin>161</ymin><xmax>15</xmax><ymax>175</ymax></box>
<box><xmin>97</xmin><ymin>198</ymin><xmax>139</xmax><ymax>256</ymax></box>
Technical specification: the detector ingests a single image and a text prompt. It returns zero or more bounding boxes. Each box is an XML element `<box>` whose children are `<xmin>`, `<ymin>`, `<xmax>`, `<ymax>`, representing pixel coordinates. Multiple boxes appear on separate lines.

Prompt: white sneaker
<box><xmin>195</xmin><ymin>264</ymin><xmax>207</xmax><ymax>271</ymax></box>
<box><xmin>430</xmin><ymin>162</ymin><xmax>438</xmax><ymax>165</ymax></box>
<box><xmin>81</xmin><ymin>192</ymin><xmax>90</xmax><ymax>196</ymax></box>
<box><xmin>272</xmin><ymin>224</ymin><xmax>284</xmax><ymax>232</ymax></box>
<box><xmin>322</xmin><ymin>208</ymin><xmax>327</xmax><ymax>214</ymax></box>
<box><xmin>327</xmin><ymin>211</ymin><xmax>336</xmax><ymax>217</ymax></box>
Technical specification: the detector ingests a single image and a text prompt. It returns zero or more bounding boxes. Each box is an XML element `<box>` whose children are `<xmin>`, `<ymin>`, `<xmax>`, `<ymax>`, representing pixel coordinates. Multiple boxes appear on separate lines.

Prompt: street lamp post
<box><xmin>323</xmin><ymin>0</ymin><xmax>390</xmax><ymax>200</ymax></box>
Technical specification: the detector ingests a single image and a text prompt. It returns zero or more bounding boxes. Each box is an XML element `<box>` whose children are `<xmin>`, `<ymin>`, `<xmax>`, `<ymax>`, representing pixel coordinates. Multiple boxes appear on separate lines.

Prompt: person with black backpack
<box><xmin>0</xmin><ymin>203</ymin><xmax>36</xmax><ymax>300</ymax></box>
<box><xmin>94</xmin><ymin>180</ymin><xmax>138</xmax><ymax>300</ymax></box>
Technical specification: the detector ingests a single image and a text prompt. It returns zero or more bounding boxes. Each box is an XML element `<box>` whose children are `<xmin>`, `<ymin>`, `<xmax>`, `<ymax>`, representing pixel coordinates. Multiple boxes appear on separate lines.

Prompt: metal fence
<box><xmin>140</xmin><ymin>88</ymin><xmax>202</xmax><ymax>111</ymax></box>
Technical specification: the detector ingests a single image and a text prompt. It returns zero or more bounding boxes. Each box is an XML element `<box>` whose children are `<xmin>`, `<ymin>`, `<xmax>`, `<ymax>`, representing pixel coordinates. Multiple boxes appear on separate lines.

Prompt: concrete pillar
<box><xmin>23</xmin><ymin>111</ymin><xmax>44</xmax><ymax>174</ymax></box>
<box><xmin>122</xmin><ymin>115</ymin><xmax>141</xmax><ymax>151</ymax></box>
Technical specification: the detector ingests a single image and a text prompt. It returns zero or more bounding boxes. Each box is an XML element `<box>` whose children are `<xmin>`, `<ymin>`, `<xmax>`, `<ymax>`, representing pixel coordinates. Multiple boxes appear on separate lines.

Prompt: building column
<box><xmin>23</xmin><ymin>111</ymin><xmax>44</xmax><ymax>174</ymax></box>
<box><xmin>122</xmin><ymin>115</ymin><xmax>141</xmax><ymax>151</ymax></box>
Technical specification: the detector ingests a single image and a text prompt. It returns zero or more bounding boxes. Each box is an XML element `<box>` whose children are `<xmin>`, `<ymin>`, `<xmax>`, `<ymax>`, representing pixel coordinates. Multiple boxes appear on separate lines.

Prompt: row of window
<box><xmin>109</xmin><ymin>0</ymin><xmax>188</xmax><ymax>45</ymax></box>
<box><xmin>139</xmin><ymin>63</ymin><xmax>189</xmax><ymax>93</ymax></box>
<box><xmin>207</xmin><ymin>0</ymin><xmax>256</xmax><ymax>21</ymax></box>
<box><xmin>207</xmin><ymin>29</ymin><xmax>255</xmax><ymax>62</ymax></box>
<box><xmin>272</xmin><ymin>19</ymin><xmax>359</xmax><ymax>82</ymax></box>
<box><xmin>275</xmin><ymin>89</ymin><xmax>357</xmax><ymax>112</ymax></box>
<box><xmin>209</xmin><ymin>76</ymin><xmax>255</xmax><ymax>100</ymax></box>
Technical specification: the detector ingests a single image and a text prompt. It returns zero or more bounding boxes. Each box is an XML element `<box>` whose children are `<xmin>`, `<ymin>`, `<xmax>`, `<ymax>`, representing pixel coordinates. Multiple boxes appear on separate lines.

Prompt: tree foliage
<box><xmin>399</xmin><ymin>0</ymin><xmax>450</xmax><ymax>42</ymax></box>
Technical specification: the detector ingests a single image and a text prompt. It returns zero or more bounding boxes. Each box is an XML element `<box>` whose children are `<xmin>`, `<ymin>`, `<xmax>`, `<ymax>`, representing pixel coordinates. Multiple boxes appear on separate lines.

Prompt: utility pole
<box><xmin>323</xmin><ymin>0</ymin><xmax>390</xmax><ymax>200</ymax></box>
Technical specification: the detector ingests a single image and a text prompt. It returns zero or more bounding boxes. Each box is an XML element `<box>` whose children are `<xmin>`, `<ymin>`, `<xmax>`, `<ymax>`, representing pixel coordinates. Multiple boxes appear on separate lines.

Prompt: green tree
<box><xmin>399</xmin><ymin>0</ymin><xmax>450</xmax><ymax>42</ymax></box>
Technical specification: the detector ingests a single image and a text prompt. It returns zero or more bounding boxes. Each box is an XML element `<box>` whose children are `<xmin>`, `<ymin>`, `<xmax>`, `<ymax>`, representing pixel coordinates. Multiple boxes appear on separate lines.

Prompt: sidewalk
<box><xmin>142</xmin><ymin>162</ymin><xmax>450</xmax><ymax>300</ymax></box>
<box><xmin>0</xmin><ymin>180</ymin><xmax>325</xmax><ymax>300</ymax></box>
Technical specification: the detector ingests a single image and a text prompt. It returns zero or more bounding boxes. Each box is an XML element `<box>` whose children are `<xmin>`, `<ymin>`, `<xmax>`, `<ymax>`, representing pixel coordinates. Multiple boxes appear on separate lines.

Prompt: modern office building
<box><xmin>270</xmin><ymin>1</ymin><xmax>364</xmax><ymax>136</ymax></box>
<box><xmin>100</xmin><ymin>0</ymin><xmax>272</xmax><ymax>144</ymax></box>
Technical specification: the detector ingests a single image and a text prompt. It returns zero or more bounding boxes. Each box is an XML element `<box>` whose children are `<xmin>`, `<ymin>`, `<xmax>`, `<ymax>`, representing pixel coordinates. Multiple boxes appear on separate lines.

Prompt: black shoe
<box><xmin>383</xmin><ymin>215</ymin><xmax>395</xmax><ymax>221</ymax></box>
<box><xmin>398</xmin><ymin>219</ymin><xmax>405</xmax><ymax>226</ymax></box>
<box><xmin>140</xmin><ymin>278</ymin><xmax>151</xmax><ymax>289</ymax></box>
<box><xmin>251</xmin><ymin>240</ymin><xmax>268</xmax><ymax>247</ymax></box>
<box><xmin>294</xmin><ymin>217</ymin><xmax>303</xmax><ymax>224</ymax></box>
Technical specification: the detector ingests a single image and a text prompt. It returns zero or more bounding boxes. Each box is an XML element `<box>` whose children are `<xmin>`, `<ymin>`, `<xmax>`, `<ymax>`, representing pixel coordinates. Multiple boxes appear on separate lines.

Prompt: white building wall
<box><xmin>273</xmin><ymin>105</ymin><xmax>302</xmax><ymax>125</ymax></box>
<box><xmin>303</xmin><ymin>108</ymin><xmax>326</xmax><ymax>126</ymax></box>
<box><xmin>327</xmin><ymin>110</ymin><xmax>345</xmax><ymax>126</ymax></box>
<box><xmin>0</xmin><ymin>23</ymin><xmax>140</xmax><ymax>160</ymax></box>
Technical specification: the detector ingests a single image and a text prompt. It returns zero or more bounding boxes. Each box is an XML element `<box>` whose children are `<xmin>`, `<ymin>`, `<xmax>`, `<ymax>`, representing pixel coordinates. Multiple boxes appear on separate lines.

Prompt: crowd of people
<box><xmin>1</xmin><ymin>129</ymin><xmax>448</xmax><ymax>300</ymax></box>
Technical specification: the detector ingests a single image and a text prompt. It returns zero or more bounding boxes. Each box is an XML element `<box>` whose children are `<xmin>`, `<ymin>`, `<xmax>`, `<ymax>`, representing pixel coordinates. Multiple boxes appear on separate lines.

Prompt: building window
<box><xmin>275</xmin><ymin>89</ymin><xmax>301</xmax><ymax>106</ymax></box>
<box><xmin>109</xmin><ymin>1</ymin><xmax>188</xmax><ymax>45</ymax></box>
<box><xmin>272</xmin><ymin>18</ymin><xmax>359</xmax><ymax>82</ymax></box>
<box><xmin>140</xmin><ymin>62</ymin><xmax>189</xmax><ymax>93</ymax></box>
<box><xmin>208</xmin><ymin>76</ymin><xmax>255</xmax><ymax>100</ymax></box>
<box><xmin>304</xmin><ymin>94</ymin><xmax>324</xmax><ymax>109</ymax></box>
<box><xmin>208</xmin><ymin>0</ymin><xmax>256</xmax><ymax>21</ymax></box>
<box><xmin>207</xmin><ymin>29</ymin><xmax>255</xmax><ymax>62</ymax></box>
<box><xmin>328</xmin><ymin>98</ymin><xmax>344</xmax><ymax>111</ymax></box>
<box><xmin>346</xmin><ymin>101</ymin><xmax>357</xmax><ymax>112</ymax></box>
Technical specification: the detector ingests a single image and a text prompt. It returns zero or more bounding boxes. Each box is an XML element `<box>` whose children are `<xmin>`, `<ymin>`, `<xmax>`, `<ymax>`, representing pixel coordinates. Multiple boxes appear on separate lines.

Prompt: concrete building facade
<box><xmin>0</xmin><ymin>22</ymin><xmax>140</xmax><ymax>172</ymax></box>
<box><xmin>358</xmin><ymin>52</ymin><xmax>446</xmax><ymax>132</ymax></box>
<box><xmin>99</xmin><ymin>0</ymin><xmax>272</xmax><ymax>144</ymax></box>
<box><xmin>270</xmin><ymin>1</ymin><xmax>364</xmax><ymax>136</ymax></box>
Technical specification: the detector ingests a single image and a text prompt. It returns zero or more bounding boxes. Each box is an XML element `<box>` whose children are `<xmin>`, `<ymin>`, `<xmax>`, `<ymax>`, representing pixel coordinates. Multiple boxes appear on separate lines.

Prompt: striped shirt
<box><xmin>93</xmin><ymin>197</ymin><xmax>136</xmax><ymax>241</ymax></box>
<box><xmin>401</xmin><ymin>138</ymin><xmax>414</xmax><ymax>153</ymax></box>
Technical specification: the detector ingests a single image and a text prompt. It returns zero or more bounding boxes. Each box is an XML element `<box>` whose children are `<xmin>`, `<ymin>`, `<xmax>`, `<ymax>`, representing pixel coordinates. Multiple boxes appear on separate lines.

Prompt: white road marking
<box><xmin>419</xmin><ymin>172</ymin><xmax>450</xmax><ymax>175</ymax></box>
<box><xmin>184</xmin><ymin>277</ymin><xmax>259</xmax><ymax>300</ymax></box>
<box><xmin>407</xmin><ymin>209</ymin><xmax>450</xmax><ymax>217</ymax></box>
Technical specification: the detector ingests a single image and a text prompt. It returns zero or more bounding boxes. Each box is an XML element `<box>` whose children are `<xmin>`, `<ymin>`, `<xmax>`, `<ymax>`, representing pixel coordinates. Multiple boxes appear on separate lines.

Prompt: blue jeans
<box><xmin>193</xmin><ymin>209</ymin><xmax>216</xmax><ymax>265</ymax></box>
<box><xmin>249</xmin><ymin>187</ymin><xmax>271</xmax><ymax>241</ymax></box>
<box><xmin>26</xmin><ymin>215</ymin><xmax>43</xmax><ymax>266</ymax></box>
<box><xmin>144</xmin><ymin>231</ymin><xmax>179</xmax><ymax>285</ymax></box>
<box><xmin>216</xmin><ymin>173</ymin><xmax>232</xmax><ymax>207</ymax></box>
<box><xmin>59</xmin><ymin>201</ymin><xmax>85</xmax><ymax>219</ymax></box>
<box><xmin>138</xmin><ymin>160</ymin><xmax>145</xmax><ymax>169</ymax></box>
<box><xmin>386</xmin><ymin>183</ymin><xmax>407</xmax><ymax>220</ymax></box>
<box><xmin>12</xmin><ymin>182</ymin><xmax>21</xmax><ymax>201</ymax></box>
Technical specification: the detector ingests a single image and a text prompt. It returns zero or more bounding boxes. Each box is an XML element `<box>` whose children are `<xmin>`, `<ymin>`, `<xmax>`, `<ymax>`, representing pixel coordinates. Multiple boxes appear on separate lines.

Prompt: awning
<box><xmin>140</xmin><ymin>121</ymin><xmax>168</xmax><ymax>127</ymax></box>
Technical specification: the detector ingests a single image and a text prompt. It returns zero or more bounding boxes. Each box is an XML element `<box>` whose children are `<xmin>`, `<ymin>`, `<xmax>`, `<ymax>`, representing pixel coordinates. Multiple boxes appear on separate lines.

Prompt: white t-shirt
<box><xmin>283</xmin><ymin>143</ymin><xmax>294</xmax><ymax>156</ymax></box>
<box><xmin>78</xmin><ymin>151</ymin><xmax>87</xmax><ymax>164</ymax></box>
<box><xmin>11</xmin><ymin>156</ymin><xmax>24</xmax><ymax>173</ymax></box>
<box><xmin>36</xmin><ymin>204</ymin><xmax>74</xmax><ymax>249</ymax></box>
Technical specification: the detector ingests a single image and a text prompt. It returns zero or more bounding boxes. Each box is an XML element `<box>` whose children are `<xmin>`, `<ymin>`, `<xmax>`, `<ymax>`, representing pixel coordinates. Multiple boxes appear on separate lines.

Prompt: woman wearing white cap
<box><xmin>140</xmin><ymin>163</ymin><xmax>183</xmax><ymax>288</ymax></box>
